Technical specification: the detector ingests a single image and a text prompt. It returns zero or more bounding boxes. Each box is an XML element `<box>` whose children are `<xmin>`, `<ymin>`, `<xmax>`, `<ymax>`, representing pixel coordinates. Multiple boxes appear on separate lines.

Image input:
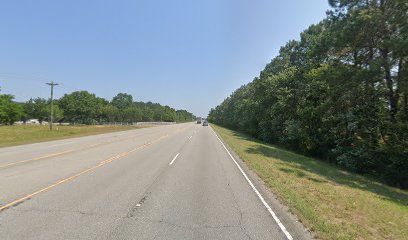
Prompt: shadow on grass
<box><xmin>228</xmin><ymin>129</ymin><xmax>408</xmax><ymax>207</ymax></box>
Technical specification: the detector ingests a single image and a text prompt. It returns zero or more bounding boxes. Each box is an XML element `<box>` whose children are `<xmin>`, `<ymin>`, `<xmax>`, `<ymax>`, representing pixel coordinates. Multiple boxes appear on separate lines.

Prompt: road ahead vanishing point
<box><xmin>0</xmin><ymin>123</ymin><xmax>311</xmax><ymax>240</ymax></box>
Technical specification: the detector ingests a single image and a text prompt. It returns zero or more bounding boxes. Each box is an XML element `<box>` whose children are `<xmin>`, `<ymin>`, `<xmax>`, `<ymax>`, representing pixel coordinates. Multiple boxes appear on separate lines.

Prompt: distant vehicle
<box><xmin>26</xmin><ymin>119</ymin><xmax>40</xmax><ymax>125</ymax></box>
<box><xmin>196</xmin><ymin>117</ymin><xmax>202</xmax><ymax>124</ymax></box>
<box><xmin>202</xmin><ymin>120</ymin><xmax>208</xmax><ymax>126</ymax></box>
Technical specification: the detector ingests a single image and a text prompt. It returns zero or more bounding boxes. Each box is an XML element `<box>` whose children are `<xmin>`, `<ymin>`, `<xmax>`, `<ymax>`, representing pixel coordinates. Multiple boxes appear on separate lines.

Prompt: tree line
<box><xmin>208</xmin><ymin>0</ymin><xmax>408</xmax><ymax>188</ymax></box>
<box><xmin>0</xmin><ymin>91</ymin><xmax>195</xmax><ymax>124</ymax></box>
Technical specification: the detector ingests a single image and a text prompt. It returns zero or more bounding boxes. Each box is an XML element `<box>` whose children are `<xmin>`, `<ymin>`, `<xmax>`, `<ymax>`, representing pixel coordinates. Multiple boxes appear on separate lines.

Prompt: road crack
<box><xmin>216</xmin><ymin>146</ymin><xmax>254</xmax><ymax>240</ymax></box>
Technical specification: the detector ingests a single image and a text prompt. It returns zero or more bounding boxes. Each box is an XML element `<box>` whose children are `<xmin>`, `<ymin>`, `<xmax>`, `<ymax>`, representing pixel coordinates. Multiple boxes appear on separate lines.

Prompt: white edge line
<box><xmin>211</xmin><ymin>128</ymin><xmax>293</xmax><ymax>240</ymax></box>
<box><xmin>169</xmin><ymin>153</ymin><xmax>180</xmax><ymax>165</ymax></box>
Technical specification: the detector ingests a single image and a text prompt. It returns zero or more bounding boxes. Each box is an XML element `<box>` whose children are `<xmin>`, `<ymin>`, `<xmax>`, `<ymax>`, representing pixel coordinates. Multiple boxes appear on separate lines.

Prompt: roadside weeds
<box><xmin>212</xmin><ymin>124</ymin><xmax>408</xmax><ymax>240</ymax></box>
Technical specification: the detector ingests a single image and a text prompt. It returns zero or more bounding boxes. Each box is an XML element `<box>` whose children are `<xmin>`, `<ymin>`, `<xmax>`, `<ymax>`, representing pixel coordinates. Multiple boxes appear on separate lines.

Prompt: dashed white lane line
<box><xmin>169</xmin><ymin>153</ymin><xmax>180</xmax><ymax>165</ymax></box>
<box><xmin>211</xmin><ymin>128</ymin><xmax>293</xmax><ymax>240</ymax></box>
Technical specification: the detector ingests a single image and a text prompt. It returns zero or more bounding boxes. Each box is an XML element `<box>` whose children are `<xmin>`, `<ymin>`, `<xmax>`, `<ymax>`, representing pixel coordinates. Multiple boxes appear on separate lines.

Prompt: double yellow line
<box><xmin>0</xmin><ymin>134</ymin><xmax>168</xmax><ymax>212</ymax></box>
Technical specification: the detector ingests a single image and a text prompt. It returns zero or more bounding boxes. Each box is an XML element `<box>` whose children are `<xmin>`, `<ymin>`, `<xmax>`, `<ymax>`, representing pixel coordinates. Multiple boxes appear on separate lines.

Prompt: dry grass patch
<box><xmin>212</xmin><ymin>125</ymin><xmax>408</xmax><ymax>240</ymax></box>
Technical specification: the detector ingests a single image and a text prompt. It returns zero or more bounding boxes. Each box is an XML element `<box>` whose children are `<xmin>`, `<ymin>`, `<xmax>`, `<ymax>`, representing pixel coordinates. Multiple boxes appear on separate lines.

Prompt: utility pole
<box><xmin>46</xmin><ymin>81</ymin><xmax>59</xmax><ymax>130</ymax></box>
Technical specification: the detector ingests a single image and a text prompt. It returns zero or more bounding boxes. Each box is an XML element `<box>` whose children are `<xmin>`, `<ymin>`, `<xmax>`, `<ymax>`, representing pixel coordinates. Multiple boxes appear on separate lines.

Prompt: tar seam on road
<box><xmin>0</xmin><ymin>135</ymin><xmax>168</xmax><ymax>213</ymax></box>
<box><xmin>211</xmin><ymin>127</ymin><xmax>294</xmax><ymax>240</ymax></box>
<box><xmin>169</xmin><ymin>153</ymin><xmax>180</xmax><ymax>165</ymax></box>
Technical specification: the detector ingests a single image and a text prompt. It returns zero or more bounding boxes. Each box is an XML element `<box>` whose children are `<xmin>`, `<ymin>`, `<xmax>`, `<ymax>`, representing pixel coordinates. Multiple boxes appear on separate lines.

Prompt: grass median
<box><xmin>212</xmin><ymin>124</ymin><xmax>408</xmax><ymax>240</ymax></box>
<box><xmin>0</xmin><ymin>124</ymin><xmax>153</xmax><ymax>148</ymax></box>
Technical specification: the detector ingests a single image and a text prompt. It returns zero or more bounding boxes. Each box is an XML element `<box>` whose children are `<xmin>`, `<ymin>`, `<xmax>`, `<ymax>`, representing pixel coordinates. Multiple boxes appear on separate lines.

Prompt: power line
<box><xmin>58</xmin><ymin>82</ymin><xmax>83</xmax><ymax>92</ymax></box>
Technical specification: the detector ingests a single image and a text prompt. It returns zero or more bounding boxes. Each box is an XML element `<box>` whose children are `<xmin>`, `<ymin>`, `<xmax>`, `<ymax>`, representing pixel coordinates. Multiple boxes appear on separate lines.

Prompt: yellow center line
<box><xmin>3</xmin><ymin>123</ymin><xmax>187</xmax><ymax>169</ymax></box>
<box><xmin>0</xmin><ymin>134</ymin><xmax>168</xmax><ymax>212</ymax></box>
<box><xmin>0</xmin><ymin>133</ymin><xmax>156</xmax><ymax>170</ymax></box>
<box><xmin>0</xmin><ymin>150</ymin><xmax>75</xmax><ymax>169</ymax></box>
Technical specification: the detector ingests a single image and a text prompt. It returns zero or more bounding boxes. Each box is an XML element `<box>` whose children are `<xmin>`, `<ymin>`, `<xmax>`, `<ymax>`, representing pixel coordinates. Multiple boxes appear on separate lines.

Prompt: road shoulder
<box><xmin>211</xmin><ymin>125</ymin><xmax>314</xmax><ymax>240</ymax></box>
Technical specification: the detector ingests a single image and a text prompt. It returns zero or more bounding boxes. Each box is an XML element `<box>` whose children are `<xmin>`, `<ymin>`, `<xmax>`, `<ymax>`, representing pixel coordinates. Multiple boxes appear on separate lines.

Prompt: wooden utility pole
<box><xmin>46</xmin><ymin>81</ymin><xmax>59</xmax><ymax>130</ymax></box>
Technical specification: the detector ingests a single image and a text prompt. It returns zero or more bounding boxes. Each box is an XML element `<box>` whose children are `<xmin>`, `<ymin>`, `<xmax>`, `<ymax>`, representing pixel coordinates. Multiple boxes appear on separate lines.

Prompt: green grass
<box><xmin>212</xmin><ymin>125</ymin><xmax>408</xmax><ymax>240</ymax></box>
<box><xmin>0</xmin><ymin>124</ymin><xmax>152</xmax><ymax>148</ymax></box>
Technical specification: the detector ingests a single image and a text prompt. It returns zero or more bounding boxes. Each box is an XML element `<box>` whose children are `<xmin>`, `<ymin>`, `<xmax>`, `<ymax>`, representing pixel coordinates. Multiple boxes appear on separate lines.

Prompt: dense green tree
<box><xmin>24</xmin><ymin>98</ymin><xmax>48</xmax><ymax>122</ymax></box>
<box><xmin>50</xmin><ymin>101</ymin><xmax>64</xmax><ymax>123</ymax></box>
<box><xmin>2</xmin><ymin>86</ymin><xmax>194</xmax><ymax>130</ymax></box>
<box><xmin>111</xmin><ymin>93</ymin><xmax>133</xmax><ymax>110</ymax></box>
<box><xmin>102</xmin><ymin>105</ymin><xmax>119</xmax><ymax>122</ymax></box>
<box><xmin>123</xmin><ymin>107</ymin><xmax>143</xmax><ymax>122</ymax></box>
<box><xmin>58</xmin><ymin>91</ymin><xmax>107</xmax><ymax>124</ymax></box>
<box><xmin>209</xmin><ymin>0</ymin><xmax>408</xmax><ymax>188</ymax></box>
<box><xmin>176</xmin><ymin>110</ymin><xmax>195</xmax><ymax>122</ymax></box>
<box><xmin>0</xmin><ymin>94</ymin><xmax>25</xmax><ymax>124</ymax></box>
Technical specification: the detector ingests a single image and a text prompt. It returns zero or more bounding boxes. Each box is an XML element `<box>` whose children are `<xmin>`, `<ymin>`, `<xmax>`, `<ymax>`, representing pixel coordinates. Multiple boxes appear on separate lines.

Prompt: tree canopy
<box><xmin>209</xmin><ymin>0</ymin><xmax>408</xmax><ymax>188</ymax></box>
<box><xmin>0</xmin><ymin>91</ymin><xmax>195</xmax><ymax>125</ymax></box>
<box><xmin>0</xmin><ymin>94</ymin><xmax>24</xmax><ymax>125</ymax></box>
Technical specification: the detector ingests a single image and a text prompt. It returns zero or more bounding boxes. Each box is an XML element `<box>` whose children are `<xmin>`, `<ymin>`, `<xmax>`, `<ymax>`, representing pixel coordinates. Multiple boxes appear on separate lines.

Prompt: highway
<box><xmin>0</xmin><ymin>123</ymin><xmax>312</xmax><ymax>240</ymax></box>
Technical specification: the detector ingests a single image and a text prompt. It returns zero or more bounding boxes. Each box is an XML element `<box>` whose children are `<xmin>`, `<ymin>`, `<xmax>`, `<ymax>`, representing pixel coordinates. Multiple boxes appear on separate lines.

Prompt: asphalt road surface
<box><xmin>0</xmin><ymin>123</ymin><xmax>312</xmax><ymax>240</ymax></box>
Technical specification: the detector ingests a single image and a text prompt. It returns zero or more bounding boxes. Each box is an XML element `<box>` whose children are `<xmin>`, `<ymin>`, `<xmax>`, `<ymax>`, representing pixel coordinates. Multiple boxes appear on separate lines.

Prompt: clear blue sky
<box><xmin>0</xmin><ymin>0</ymin><xmax>329</xmax><ymax>117</ymax></box>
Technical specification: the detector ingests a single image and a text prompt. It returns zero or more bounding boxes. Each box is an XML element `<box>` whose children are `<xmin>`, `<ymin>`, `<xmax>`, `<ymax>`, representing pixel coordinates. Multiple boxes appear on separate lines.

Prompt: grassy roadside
<box><xmin>0</xmin><ymin>125</ymin><xmax>153</xmax><ymax>148</ymax></box>
<box><xmin>212</xmin><ymin>124</ymin><xmax>408</xmax><ymax>240</ymax></box>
